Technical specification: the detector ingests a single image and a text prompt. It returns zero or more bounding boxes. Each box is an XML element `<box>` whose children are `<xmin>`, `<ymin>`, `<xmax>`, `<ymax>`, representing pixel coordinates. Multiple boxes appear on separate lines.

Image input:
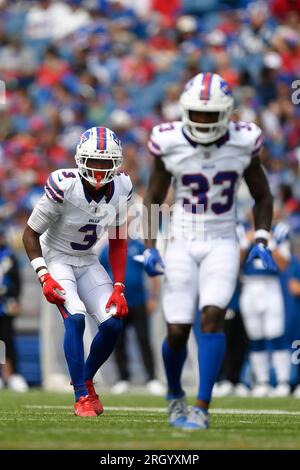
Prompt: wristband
<box><xmin>38</xmin><ymin>268</ymin><xmax>48</xmax><ymax>279</ymax></box>
<box><xmin>254</xmin><ymin>229</ymin><xmax>270</xmax><ymax>242</ymax></box>
<box><xmin>31</xmin><ymin>257</ymin><xmax>47</xmax><ymax>272</ymax></box>
<box><xmin>114</xmin><ymin>282</ymin><xmax>125</xmax><ymax>288</ymax></box>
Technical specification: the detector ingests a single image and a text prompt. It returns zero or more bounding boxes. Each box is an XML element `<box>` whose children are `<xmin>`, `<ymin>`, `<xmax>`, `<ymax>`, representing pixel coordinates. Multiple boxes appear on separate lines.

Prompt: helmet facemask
<box><xmin>76</xmin><ymin>153</ymin><xmax>122</xmax><ymax>189</ymax></box>
<box><xmin>182</xmin><ymin>106</ymin><xmax>233</xmax><ymax>144</ymax></box>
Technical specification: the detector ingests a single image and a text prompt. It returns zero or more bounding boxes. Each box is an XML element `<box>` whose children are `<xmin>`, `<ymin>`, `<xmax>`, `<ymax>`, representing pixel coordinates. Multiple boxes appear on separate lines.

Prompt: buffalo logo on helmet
<box><xmin>79</xmin><ymin>129</ymin><xmax>91</xmax><ymax>145</ymax></box>
<box><xmin>220</xmin><ymin>79</ymin><xmax>232</xmax><ymax>96</ymax></box>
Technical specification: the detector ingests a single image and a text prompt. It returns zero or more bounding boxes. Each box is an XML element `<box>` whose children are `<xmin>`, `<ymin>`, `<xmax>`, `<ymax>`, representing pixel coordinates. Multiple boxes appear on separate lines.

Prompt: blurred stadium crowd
<box><xmin>1</xmin><ymin>0</ymin><xmax>300</xmax><ymax>394</ymax></box>
<box><xmin>0</xmin><ymin>0</ymin><xmax>300</xmax><ymax>243</ymax></box>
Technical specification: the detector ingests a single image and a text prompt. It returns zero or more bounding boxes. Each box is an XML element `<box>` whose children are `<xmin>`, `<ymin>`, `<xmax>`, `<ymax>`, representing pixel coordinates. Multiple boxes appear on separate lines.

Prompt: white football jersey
<box><xmin>28</xmin><ymin>169</ymin><xmax>132</xmax><ymax>266</ymax></box>
<box><xmin>148</xmin><ymin>120</ymin><xmax>262</xmax><ymax>238</ymax></box>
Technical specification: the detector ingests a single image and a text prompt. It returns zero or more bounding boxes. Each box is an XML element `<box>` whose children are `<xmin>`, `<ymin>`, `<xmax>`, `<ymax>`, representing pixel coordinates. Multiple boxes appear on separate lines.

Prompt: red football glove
<box><xmin>39</xmin><ymin>272</ymin><xmax>66</xmax><ymax>305</ymax></box>
<box><xmin>105</xmin><ymin>283</ymin><xmax>128</xmax><ymax>318</ymax></box>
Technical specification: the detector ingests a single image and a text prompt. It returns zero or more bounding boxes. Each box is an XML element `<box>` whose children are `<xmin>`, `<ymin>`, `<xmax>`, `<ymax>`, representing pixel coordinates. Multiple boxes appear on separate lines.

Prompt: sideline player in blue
<box><xmin>239</xmin><ymin>221</ymin><xmax>291</xmax><ymax>397</ymax></box>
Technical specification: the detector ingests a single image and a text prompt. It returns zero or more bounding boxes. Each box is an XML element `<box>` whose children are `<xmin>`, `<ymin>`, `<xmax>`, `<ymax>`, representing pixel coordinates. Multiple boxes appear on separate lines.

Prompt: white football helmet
<box><xmin>180</xmin><ymin>73</ymin><xmax>234</xmax><ymax>144</ymax></box>
<box><xmin>75</xmin><ymin>126</ymin><xmax>123</xmax><ymax>188</ymax></box>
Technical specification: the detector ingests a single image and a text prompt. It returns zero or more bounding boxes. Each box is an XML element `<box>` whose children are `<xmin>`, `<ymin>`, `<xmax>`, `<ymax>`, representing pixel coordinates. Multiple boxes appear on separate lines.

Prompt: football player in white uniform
<box><xmin>239</xmin><ymin>222</ymin><xmax>291</xmax><ymax>397</ymax></box>
<box><xmin>23</xmin><ymin>127</ymin><xmax>132</xmax><ymax>417</ymax></box>
<box><xmin>143</xmin><ymin>73</ymin><xmax>275</xmax><ymax>430</ymax></box>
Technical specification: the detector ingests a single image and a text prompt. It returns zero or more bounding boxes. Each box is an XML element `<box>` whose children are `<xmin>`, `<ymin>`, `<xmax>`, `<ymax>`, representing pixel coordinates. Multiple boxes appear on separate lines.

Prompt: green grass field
<box><xmin>1</xmin><ymin>390</ymin><xmax>300</xmax><ymax>450</ymax></box>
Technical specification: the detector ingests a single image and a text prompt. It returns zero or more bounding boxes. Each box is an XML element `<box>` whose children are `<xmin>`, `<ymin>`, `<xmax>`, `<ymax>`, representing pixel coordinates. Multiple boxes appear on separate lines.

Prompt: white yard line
<box><xmin>24</xmin><ymin>405</ymin><xmax>300</xmax><ymax>416</ymax></box>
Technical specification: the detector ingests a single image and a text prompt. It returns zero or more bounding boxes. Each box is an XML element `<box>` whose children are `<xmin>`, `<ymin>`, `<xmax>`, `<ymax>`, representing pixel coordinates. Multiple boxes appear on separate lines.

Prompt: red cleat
<box><xmin>85</xmin><ymin>380</ymin><xmax>104</xmax><ymax>416</ymax></box>
<box><xmin>74</xmin><ymin>395</ymin><xmax>97</xmax><ymax>417</ymax></box>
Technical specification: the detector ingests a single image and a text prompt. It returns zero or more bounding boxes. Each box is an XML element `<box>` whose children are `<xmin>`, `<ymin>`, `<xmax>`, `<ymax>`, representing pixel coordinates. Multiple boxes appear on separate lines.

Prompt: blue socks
<box><xmin>63</xmin><ymin>314</ymin><xmax>87</xmax><ymax>401</ymax></box>
<box><xmin>162</xmin><ymin>338</ymin><xmax>187</xmax><ymax>399</ymax></box>
<box><xmin>162</xmin><ymin>331</ymin><xmax>226</xmax><ymax>404</ymax></box>
<box><xmin>197</xmin><ymin>333</ymin><xmax>226</xmax><ymax>403</ymax></box>
<box><xmin>84</xmin><ymin>316</ymin><xmax>122</xmax><ymax>381</ymax></box>
<box><xmin>64</xmin><ymin>315</ymin><xmax>122</xmax><ymax>401</ymax></box>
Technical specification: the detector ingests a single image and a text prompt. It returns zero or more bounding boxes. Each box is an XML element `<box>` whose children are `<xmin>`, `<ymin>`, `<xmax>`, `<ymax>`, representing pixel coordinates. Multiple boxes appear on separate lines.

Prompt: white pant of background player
<box><xmin>240</xmin><ymin>276</ymin><xmax>291</xmax><ymax>397</ymax></box>
<box><xmin>162</xmin><ymin>235</ymin><xmax>240</xmax><ymax>323</ymax></box>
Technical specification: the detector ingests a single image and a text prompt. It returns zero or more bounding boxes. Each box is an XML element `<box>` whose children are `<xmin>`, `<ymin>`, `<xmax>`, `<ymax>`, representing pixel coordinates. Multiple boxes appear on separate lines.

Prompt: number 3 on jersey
<box><xmin>71</xmin><ymin>224</ymin><xmax>97</xmax><ymax>251</ymax></box>
<box><xmin>182</xmin><ymin>171</ymin><xmax>238</xmax><ymax>214</ymax></box>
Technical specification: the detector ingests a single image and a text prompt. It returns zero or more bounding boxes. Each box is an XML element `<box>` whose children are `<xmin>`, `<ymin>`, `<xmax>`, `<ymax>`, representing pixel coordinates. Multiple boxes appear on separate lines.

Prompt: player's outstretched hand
<box><xmin>39</xmin><ymin>273</ymin><xmax>66</xmax><ymax>304</ymax></box>
<box><xmin>106</xmin><ymin>283</ymin><xmax>128</xmax><ymax>318</ymax></box>
<box><xmin>246</xmin><ymin>243</ymin><xmax>277</xmax><ymax>272</ymax></box>
<box><xmin>143</xmin><ymin>248</ymin><xmax>165</xmax><ymax>277</ymax></box>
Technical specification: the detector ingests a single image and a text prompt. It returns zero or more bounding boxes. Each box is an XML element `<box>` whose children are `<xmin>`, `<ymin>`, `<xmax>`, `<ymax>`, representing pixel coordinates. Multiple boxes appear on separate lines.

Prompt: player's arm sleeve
<box><xmin>108</xmin><ymin>233</ymin><xmax>127</xmax><ymax>284</ymax></box>
<box><xmin>27</xmin><ymin>194</ymin><xmax>62</xmax><ymax>234</ymax></box>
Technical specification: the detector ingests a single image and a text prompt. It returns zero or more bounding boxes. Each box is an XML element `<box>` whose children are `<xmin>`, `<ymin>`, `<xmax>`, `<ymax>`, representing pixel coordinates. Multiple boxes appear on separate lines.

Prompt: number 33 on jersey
<box><xmin>148</xmin><ymin>120</ymin><xmax>262</xmax><ymax>236</ymax></box>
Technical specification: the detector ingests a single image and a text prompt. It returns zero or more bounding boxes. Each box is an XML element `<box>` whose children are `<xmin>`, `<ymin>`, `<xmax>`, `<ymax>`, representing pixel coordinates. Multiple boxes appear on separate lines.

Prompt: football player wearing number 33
<box><xmin>23</xmin><ymin>127</ymin><xmax>132</xmax><ymax>417</ymax></box>
<box><xmin>143</xmin><ymin>73</ymin><xmax>275</xmax><ymax>430</ymax></box>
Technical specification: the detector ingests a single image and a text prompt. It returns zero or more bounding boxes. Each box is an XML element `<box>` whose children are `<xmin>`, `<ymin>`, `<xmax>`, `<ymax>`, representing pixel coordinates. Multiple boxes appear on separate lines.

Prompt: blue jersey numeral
<box><xmin>62</xmin><ymin>171</ymin><xmax>76</xmax><ymax>178</ymax></box>
<box><xmin>211</xmin><ymin>171</ymin><xmax>238</xmax><ymax>214</ymax></box>
<box><xmin>182</xmin><ymin>174</ymin><xmax>209</xmax><ymax>213</ymax></box>
<box><xmin>71</xmin><ymin>224</ymin><xmax>97</xmax><ymax>251</ymax></box>
<box><xmin>182</xmin><ymin>171</ymin><xmax>238</xmax><ymax>214</ymax></box>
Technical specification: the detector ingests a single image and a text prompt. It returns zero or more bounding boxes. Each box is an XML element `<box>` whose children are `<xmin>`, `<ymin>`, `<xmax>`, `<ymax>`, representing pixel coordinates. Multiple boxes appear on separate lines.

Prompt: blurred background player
<box><xmin>100</xmin><ymin>234</ymin><xmax>165</xmax><ymax>395</ymax></box>
<box><xmin>142</xmin><ymin>72</ymin><xmax>275</xmax><ymax>430</ymax></box>
<box><xmin>23</xmin><ymin>127</ymin><xmax>132</xmax><ymax>417</ymax></box>
<box><xmin>0</xmin><ymin>227</ymin><xmax>28</xmax><ymax>392</ymax></box>
<box><xmin>239</xmin><ymin>220</ymin><xmax>291</xmax><ymax>397</ymax></box>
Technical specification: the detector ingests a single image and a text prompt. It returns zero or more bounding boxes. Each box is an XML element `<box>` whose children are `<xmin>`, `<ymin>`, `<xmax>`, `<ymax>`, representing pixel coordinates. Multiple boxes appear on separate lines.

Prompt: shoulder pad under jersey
<box><xmin>229</xmin><ymin>121</ymin><xmax>263</xmax><ymax>158</ymax></box>
<box><xmin>44</xmin><ymin>169</ymin><xmax>78</xmax><ymax>204</ymax></box>
<box><xmin>148</xmin><ymin>121</ymin><xmax>183</xmax><ymax>157</ymax></box>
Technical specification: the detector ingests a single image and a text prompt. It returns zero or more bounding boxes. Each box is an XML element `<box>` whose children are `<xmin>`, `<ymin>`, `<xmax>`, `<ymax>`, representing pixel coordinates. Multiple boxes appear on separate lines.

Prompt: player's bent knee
<box><xmin>64</xmin><ymin>313</ymin><xmax>85</xmax><ymax>330</ymax></box>
<box><xmin>101</xmin><ymin>316</ymin><xmax>122</xmax><ymax>336</ymax></box>
<box><xmin>167</xmin><ymin>324</ymin><xmax>191</xmax><ymax>351</ymax></box>
<box><xmin>201</xmin><ymin>306</ymin><xmax>225</xmax><ymax>333</ymax></box>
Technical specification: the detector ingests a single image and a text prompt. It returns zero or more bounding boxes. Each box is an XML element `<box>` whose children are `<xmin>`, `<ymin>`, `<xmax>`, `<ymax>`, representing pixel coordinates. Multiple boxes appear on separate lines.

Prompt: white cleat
<box><xmin>268</xmin><ymin>383</ymin><xmax>290</xmax><ymax>398</ymax></box>
<box><xmin>111</xmin><ymin>380</ymin><xmax>130</xmax><ymax>395</ymax></box>
<box><xmin>251</xmin><ymin>383</ymin><xmax>271</xmax><ymax>397</ymax></box>
<box><xmin>213</xmin><ymin>380</ymin><xmax>234</xmax><ymax>397</ymax></box>
<box><xmin>168</xmin><ymin>396</ymin><xmax>188</xmax><ymax>427</ymax></box>
<box><xmin>182</xmin><ymin>407</ymin><xmax>209</xmax><ymax>431</ymax></box>
<box><xmin>234</xmin><ymin>383</ymin><xmax>250</xmax><ymax>397</ymax></box>
<box><xmin>7</xmin><ymin>374</ymin><xmax>29</xmax><ymax>393</ymax></box>
<box><xmin>146</xmin><ymin>380</ymin><xmax>165</xmax><ymax>396</ymax></box>
<box><xmin>293</xmin><ymin>385</ymin><xmax>300</xmax><ymax>398</ymax></box>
